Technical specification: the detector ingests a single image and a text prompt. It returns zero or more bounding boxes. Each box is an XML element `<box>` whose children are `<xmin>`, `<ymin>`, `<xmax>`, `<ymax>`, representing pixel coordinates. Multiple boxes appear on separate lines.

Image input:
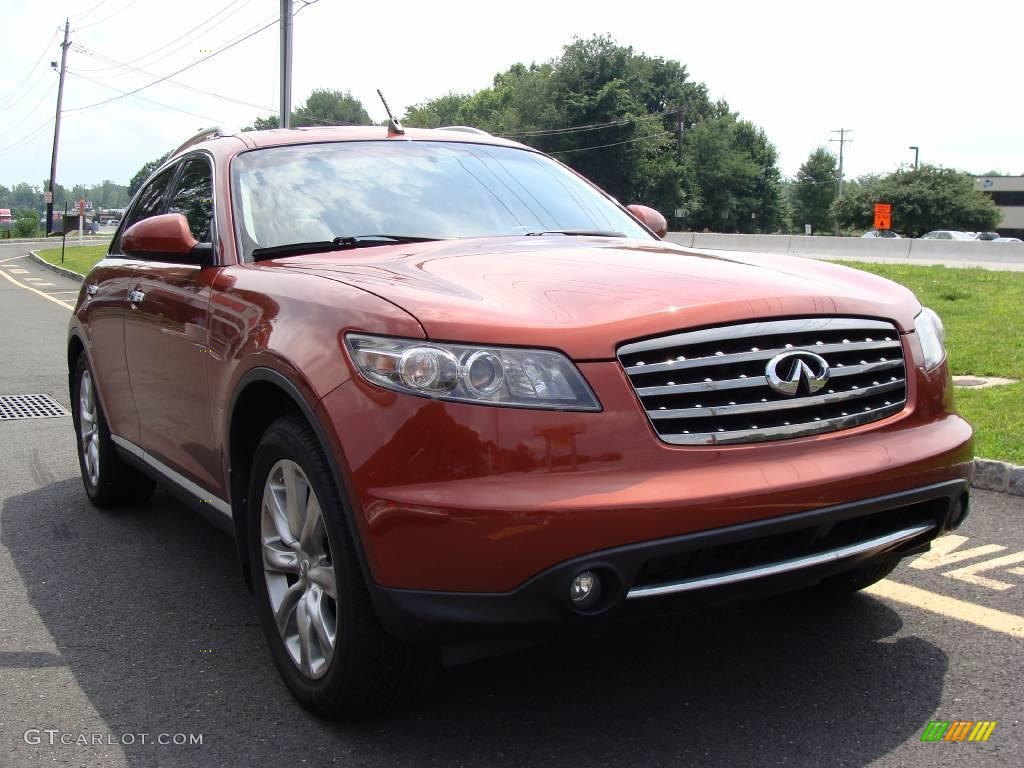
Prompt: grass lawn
<box><xmin>36</xmin><ymin>243</ymin><xmax>109</xmax><ymax>276</ymax></box>
<box><xmin>840</xmin><ymin>261</ymin><xmax>1024</xmax><ymax>464</ymax></box>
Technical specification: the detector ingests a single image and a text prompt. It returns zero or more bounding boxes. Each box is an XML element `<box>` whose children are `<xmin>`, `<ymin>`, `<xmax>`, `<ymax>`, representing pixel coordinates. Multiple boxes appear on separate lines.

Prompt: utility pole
<box><xmin>909</xmin><ymin>145</ymin><xmax>919</xmax><ymax>169</ymax></box>
<box><xmin>46</xmin><ymin>19</ymin><xmax>70</xmax><ymax>235</ymax></box>
<box><xmin>676</xmin><ymin>107</ymin><xmax>685</xmax><ymax>162</ymax></box>
<box><xmin>279</xmin><ymin>0</ymin><xmax>292</xmax><ymax>128</ymax></box>
<box><xmin>830</xmin><ymin>128</ymin><xmax>853</xmax><ymax>235</ymax></box>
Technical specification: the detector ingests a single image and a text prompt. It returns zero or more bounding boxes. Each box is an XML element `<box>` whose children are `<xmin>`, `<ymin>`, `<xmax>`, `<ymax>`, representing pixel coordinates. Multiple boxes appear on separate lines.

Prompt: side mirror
<box><xmin>627</xmin><ymin>204</ymin><xmax>668</xmax><ymax>239</ymax></box>
<box><xmin>122</xmin><ymin>213</ymin><xmax>212</xmax><ymax>265</ymax></box>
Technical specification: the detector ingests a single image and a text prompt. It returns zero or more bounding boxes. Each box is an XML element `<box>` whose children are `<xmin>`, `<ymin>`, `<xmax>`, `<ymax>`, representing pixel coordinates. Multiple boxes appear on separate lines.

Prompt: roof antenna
<box><xmin>377</xmin><ymin>89</ymin><xmax>404</xmax><ymax>135</ymax></box>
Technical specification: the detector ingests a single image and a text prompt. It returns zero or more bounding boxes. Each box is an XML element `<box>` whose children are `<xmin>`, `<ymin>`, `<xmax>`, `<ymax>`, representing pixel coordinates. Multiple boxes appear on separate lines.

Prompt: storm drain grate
<box><xmin>0</xmin><ymin>394</ymin><xmax>68</xmax><ymax>420</ymax></box>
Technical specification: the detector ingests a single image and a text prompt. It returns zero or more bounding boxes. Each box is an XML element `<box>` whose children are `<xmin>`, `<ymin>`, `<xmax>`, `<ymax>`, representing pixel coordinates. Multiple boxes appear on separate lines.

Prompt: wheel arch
<box><xmin>226</xmin><ymin>368</ymin><xmax>373</xmax><ymax>596</ymax></box>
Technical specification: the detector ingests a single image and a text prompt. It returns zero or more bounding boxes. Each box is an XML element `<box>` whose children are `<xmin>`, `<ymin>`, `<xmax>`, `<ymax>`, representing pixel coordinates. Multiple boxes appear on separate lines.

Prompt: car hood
<box><xmin>272</xmin><ymin>236</ymin><xmax>920</xmax><ymax>359</ymax></box>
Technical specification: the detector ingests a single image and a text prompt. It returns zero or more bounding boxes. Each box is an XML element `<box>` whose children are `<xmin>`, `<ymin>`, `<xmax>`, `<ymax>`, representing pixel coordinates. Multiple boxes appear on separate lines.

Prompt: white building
<box><xmin>974</xmin><ymin>176</ymin><xmax>1024</xmax><ymax>239</ymax></box>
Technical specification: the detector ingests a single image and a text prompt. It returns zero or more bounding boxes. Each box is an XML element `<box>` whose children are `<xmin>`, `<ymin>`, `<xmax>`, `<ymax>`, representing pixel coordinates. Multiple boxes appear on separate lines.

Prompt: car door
<box><xmin>124</xmin><ymin>154</ymin><xmax>223</xmax><ymax>495</ymax></box>
<box><xmin>83</xmin><ymin>166</ymin><xmax>178</xmax><ymax>445</ymax></box>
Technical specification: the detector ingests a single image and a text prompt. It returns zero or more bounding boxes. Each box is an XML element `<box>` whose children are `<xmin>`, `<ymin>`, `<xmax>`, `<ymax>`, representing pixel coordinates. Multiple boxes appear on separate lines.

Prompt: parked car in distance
<box><xmin>920</xmin><ymin>230</ymin><xmax>976</xmax><ymax>240</ymax></box>
<box><xmin>993</xmin><ymin>237</ymin><xmax>1022</xmax><ymax>243</ymax></box>
<box><xmin>861</xmin><ymin>230</ymin><xmax>901</xmax><ymax>238</ymax></box>
<box><xmin>68</xmin><ymin>125</ymin><xmax>974</xmax><ymax>718</ymax></box>
<box><xmin>974</xmin><ymin>232</ymin><xmax>1000</xmax><ymax>241</ymax></box>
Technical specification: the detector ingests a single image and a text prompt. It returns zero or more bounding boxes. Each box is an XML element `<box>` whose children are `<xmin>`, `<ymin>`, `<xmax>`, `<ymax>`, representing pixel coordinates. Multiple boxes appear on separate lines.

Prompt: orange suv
<box><xmin>68</xmin><ymin>125</ymin><xmax>973</xmax><ymax>718</ymax></box>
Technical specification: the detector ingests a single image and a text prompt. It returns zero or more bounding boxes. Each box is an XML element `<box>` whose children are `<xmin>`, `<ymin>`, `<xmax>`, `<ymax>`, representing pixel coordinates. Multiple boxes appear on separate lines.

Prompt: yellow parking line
<box><xmin>866</xmin><ymin>579</ymin><xmax>1024</xmax><ymax>639</ymax></box>
<box><xmin>0</xmin><ymin>267</ymin><xmax>74</xmax><ymax>310</ymax></box>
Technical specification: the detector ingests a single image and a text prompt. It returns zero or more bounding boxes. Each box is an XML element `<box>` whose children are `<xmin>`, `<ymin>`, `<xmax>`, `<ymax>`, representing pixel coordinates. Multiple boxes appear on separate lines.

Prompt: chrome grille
<box><xmin>617</xmin><ymin>318</ymin><xmax>908</xmax><ymax>445</ymax></box>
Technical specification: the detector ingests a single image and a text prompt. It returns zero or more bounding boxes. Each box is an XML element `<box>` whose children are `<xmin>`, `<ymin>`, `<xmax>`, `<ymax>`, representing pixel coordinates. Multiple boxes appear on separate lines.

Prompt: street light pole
<box><xmin>830</xmin><ymin>128</ymin><xmax>853</xmax><ymax>235</ymax></box>
<box><xmin>909</xmin><ymin>146</ymin><xmax>919</xmax><ymax>170</ymax></box>
<box><xmin>279</xmin><ymin>0</ymin><xmax>293</xmax><ymax>128</ymax></box>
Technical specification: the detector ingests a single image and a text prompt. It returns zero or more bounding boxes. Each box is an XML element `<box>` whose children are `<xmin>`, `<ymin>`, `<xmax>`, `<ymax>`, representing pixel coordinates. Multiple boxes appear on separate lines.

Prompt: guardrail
<box><xmin>665</xmin><ymin>232</ymin><xmax>1024</xmax><ymax>265</ymax></box>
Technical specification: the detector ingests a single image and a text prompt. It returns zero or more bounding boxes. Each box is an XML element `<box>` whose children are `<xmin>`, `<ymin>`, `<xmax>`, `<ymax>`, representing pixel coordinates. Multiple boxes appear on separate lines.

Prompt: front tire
<box><xmin>71</xmin><ymin>354</ymin><xmax>155</xmax><ymax>508</ymax></box>
<box><xmin>248</xmin><ymin>415</ymin><xmax>436</xmax><ymax>719</ymax></box>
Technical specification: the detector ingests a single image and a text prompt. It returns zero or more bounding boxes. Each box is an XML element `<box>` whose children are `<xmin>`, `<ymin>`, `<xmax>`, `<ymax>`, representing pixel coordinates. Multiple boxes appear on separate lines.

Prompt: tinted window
<box><xmin>168</xmin><ymin>158</ymin><xmax>214</xmax><ymax>242</ymax></box>
<box><xmin>122</xmin><ymin>167</ymin><xmax>175</xmax><ymax>233</ymax></box>
<box><xmin>231</xmin><ymin>141</ymin><xmax>652</xmax><ymax>261</ymax></box>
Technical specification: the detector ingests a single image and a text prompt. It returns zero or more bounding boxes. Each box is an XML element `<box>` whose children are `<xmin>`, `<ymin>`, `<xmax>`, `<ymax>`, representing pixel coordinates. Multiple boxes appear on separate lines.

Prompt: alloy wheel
<box><xmin>260</xmin><ymin>459</ymin><xmax>338</xmax><ymax>680</ymax></box>
<box><xmin>79</xmin><ymin>369</ymin><xmax>100</xmax><ymax>487</ymax></box>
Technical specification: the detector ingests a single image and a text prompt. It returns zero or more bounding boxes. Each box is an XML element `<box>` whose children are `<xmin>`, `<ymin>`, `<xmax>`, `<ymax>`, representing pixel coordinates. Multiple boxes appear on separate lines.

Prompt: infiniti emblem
<box><xmin>765</xmin><ymin>351</ymin><xmax>830</xmax><ymax>396</ymax></box>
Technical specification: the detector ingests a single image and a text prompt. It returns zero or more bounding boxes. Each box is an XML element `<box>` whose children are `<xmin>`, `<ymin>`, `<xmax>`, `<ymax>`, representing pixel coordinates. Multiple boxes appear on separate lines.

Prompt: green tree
<box><xmin>14</xmin><ymin>209</ymin><xmax>39</xmax><ymax>237</ymax></box>
<box><xmin>250</xmin><ymin>89</ymin><xmax>372</xmax><ymax>130</ymax></box>
<box><xmin>833</xmin><ymin>166</ymin><xmax>1001</xmax><ymax>237</ymax></box>
<box><xmin>683</xmin><ymin>115</ymin><xmax>782</xmax><ymax>233</ymax></box>
<box><xmin>793</xmin><ymin>147</ymin><xmax>837</xmax><ymax>234</ymax></box>
<box><xmin>404</xmin><ymin>35</ymin><xmax>780</xmax><ymax>231</ymax></box>
<box><xmin>128</xmin><ymin>152</ymin><xmax>170</xmax><ymax>198</ymax></box>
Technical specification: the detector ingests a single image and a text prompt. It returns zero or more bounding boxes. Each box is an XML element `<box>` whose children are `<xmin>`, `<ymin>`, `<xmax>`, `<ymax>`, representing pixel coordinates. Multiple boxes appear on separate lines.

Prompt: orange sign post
<box><xmin>873</xmin><ymin>203</ymin><xmax>892</xmax><ymax>231</ymax></box>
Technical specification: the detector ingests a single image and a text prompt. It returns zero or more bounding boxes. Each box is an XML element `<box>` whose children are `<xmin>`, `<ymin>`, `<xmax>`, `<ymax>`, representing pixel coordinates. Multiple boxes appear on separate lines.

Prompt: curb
<box><xmin>973</xmin><ymin>458</ymin><xmax>1024</xmax><ymax>497</ymax></box>
<box><xmin>28</xmin><ymin>249</ymin><xmax>84</xmax><ymax>283</ymax></box>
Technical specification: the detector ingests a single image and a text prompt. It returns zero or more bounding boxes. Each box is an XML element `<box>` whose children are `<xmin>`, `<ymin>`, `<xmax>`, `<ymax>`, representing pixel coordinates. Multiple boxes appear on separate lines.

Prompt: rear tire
<box><xmin>815</xmin><ymin>556</ymin><xmax>900</xmax><ymax>595</ymax></box>
<box><xmin>71</xmin><ymin>354</ymin><xmax>155</xmax><ymax>508</ymax></box>
<box><xmin>248</xmin><ymin>414</ymin><xmax>437</xmax><ymax>719</ymax></box>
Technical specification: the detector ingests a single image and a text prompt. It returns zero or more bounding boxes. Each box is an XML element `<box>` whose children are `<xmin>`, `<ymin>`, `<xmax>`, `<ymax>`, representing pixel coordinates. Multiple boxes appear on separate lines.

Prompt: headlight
<box><xmin>915</xmin><ymin>307</ymin><xmax>946</xmax><ymax>370</ymax></box>
<box><xmin>344</xmin><ymin>334</ymin><xmax>601</xmax><ymax>411</ymax></box>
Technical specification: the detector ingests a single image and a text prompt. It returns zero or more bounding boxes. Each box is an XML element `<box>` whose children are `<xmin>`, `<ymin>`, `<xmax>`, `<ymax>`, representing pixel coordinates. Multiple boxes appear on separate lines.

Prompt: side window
<box><xmin>167</xmin><ymin>158</ymin><xmax>214</xmax><ymax>243</ymax></box>
<box><xmin>121</xmin><ymin>167</ymin><xmax>175</xmax><ymax>233</ymax></box>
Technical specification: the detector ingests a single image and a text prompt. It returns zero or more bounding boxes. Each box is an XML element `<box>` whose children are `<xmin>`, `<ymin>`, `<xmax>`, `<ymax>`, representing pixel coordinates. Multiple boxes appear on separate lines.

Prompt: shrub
<box><xmin>14</xmin><ymin>209</ymin><xmax>39</xmax><ymax>238</ymax></box>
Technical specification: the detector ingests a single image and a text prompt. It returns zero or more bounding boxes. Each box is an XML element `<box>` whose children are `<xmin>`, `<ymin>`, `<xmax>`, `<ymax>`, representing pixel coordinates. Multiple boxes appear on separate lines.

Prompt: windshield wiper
<box><xmin>252</xmin><ymin>235</ymin><xmax>439</xmax><ymax>262</ymax></box>
<box><xmin>523</xmin><ymin>229</ymin><xmax>626</xmax><ymax>238</ymax></box>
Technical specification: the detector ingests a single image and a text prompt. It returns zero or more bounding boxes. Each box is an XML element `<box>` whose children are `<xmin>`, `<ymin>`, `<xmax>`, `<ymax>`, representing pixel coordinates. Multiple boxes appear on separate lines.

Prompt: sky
<box><xmin>1</xmin><ymin>0</ymin><xmax>1021</xmax><ymax>191</ymax></box>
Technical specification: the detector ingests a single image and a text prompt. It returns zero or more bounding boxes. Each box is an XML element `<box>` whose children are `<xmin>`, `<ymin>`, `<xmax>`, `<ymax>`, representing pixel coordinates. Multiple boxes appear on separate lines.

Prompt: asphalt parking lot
<box><xmin>1</xmin><ymin>241</ymin><xmax>1021</xmax><ymax>767</ymax></box>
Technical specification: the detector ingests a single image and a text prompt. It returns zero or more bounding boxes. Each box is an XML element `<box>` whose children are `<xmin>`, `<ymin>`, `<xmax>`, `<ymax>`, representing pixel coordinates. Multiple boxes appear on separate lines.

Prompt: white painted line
<box><xmin>942</xmin><ymin>552</ymin><xmax>1024</xmax><ymax>591</ymax></box>
<box><xmin>0</xmin><ymin>254</ymin><xmax>28</xmax><ymax>264</ymax></box>
<box><xmin>8</xmin><ymin>268</ymin><xmax>29</xmax><ymax>274</ymax></box>
<box><xmin>0</xmin><ymin>268</ymin><xmax>74</xmax><ymax>310</ymax></box>
<box><xmin>908</xmin><ymin>535</ymin><xmax>1005</xmax><ymax>570</ymax></box>
<box><xmin>866</xmin><ymin>579</ymin><xmax>1024</xmax><ymax>639</ymax></box>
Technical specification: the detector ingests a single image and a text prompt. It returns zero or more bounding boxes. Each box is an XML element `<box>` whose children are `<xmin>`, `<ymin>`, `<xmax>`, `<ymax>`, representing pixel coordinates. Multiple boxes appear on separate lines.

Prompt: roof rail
<box><xmin>436</xmin><ymin>125</ymin><xmax>491</xmax><ymax>136</ymax></box>
<box><xmin>170</xmin><ymin>126</ymin><xmax>235</xmax><ymax>157</ymax></box>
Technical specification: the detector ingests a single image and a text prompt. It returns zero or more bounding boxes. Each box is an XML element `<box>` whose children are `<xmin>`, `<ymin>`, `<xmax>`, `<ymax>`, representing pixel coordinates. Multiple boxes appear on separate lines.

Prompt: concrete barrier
<box><xmin>667</xmin><ymin>232</ymin><xmax>1024</xmax><ymax>267</ymax></box>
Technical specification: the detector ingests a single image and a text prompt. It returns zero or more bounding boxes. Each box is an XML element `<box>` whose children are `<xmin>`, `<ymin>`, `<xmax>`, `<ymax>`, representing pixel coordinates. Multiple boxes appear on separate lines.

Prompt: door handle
<box><xmin>86</xmin><ymin>284</ymin><xmax>98</xmax><ymax>296</ymax></box>
<box><xmin>128</xmin><ymin>289</ymin><xmax>146</xmax><ymax>305</ymax></box>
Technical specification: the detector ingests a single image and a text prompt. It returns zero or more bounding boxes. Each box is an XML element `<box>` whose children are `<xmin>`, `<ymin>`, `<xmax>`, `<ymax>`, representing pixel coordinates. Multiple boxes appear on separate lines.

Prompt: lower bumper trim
<box><xmin>627</xmin><ymin>522</ymin><xmax>935</xmax><ymax>599</ymax></box>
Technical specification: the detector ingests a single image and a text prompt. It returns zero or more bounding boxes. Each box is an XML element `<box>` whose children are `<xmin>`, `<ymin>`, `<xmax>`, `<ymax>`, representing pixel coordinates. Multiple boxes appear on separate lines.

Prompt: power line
<box><xmin>66</xmin><ymin>69</ymin><xmax>225</xmax><ymax>123</ymax></box>
<box><xmin>0</xmin><ymin>79</ymin><xmax>57</xmax><ymax>137</ymax></box>
<box><xmin>74</xmin><ymin>0</ymin><xmax>252</xmax><ymax>74</ymax></box>
<box><xmin>74</xmin><ymin>0</ymin><xmax>140</xmax><ymax>31</ymax></box>
<box><xmin>548</xmin><ymin>130</ymin><xmax>674</xmax><ymax>155</ymax></box>
<box><xmin>499</xmin><ymin>108</ymin><xmax>680</xmax><ymax>138</ymax></box>
<box><xmin>0</xmin><ymin>65</ymin><xmax>55</xmax><ymax>113</ymax></box>
<box><xmin>0</xmin><ymin>118</ymin><xmax>55</xmax><ymax>158</ymax></box>
<box><xmin>65</xmin><ymin>0</ymin><xmax>316</xmax><ymax>116</ymax></box>
<box><xmin>69</xmin><ymin>44</ymin><xmax>276</xmax><ymax>114</ymax></box>
<box><xmin>0</xmin><ymin>28</ymin><xmax>59</xmax><ymax>109</ymax></box>
<box><xmin>74</xmin><ymin>0</ymin><xmax>115</xmax><ymax>24</ymax></box>
<box><xmin>63</xmin><ymin>17</ymin><xmax>279</xmax><ymax>115</ymax></box>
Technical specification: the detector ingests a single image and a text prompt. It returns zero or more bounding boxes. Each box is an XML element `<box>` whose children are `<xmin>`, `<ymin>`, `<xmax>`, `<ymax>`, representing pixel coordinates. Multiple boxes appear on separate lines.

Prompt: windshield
<box><xmin>231</xmin><ymin>140</ymin><xmax>652</xmax><ymax>261</ymax></box>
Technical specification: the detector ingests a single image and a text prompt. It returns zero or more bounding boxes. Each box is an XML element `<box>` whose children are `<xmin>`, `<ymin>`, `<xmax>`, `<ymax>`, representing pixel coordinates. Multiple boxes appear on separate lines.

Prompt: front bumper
<box><xmin>320</xmin><ymin>356</ymin><xmax>973</xmax><ymax>594</ymax></box>
<box><xmin>373</xmin><ymin>480</ymin><xmax>969</xmax><ymax>643</ymax></box>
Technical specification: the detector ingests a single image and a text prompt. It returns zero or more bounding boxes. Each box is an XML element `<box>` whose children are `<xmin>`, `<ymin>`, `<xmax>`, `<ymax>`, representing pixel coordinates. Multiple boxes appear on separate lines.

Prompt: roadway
<box><xmin>0</xmin><ymin>241</ymin><xmax>1021</xmax><ymax>767</ymax></box>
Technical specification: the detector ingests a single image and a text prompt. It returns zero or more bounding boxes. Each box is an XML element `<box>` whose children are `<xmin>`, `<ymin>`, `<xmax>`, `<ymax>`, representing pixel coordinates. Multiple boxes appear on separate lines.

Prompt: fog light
<box><xmin>569</xmin><ymin>570</ymin><xmax>602</xmax><ymax>609</ymax></box>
